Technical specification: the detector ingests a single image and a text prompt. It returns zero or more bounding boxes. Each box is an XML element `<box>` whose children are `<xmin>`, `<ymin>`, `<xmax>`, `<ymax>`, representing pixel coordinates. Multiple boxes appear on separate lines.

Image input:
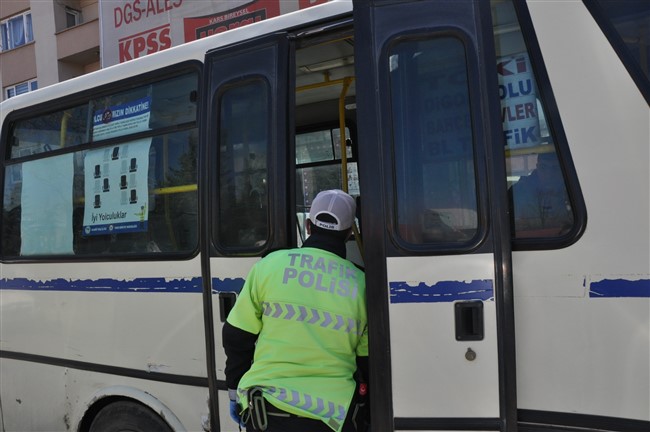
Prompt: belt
<box><xmin>264</xmin><ymin>401</ymin><xmax>299</xmax><ymax>418</ymax></box>
<box><xmin>246</xmin><ymin>387</ymin><xmax>301</xmax><ymax>430</ymax></box>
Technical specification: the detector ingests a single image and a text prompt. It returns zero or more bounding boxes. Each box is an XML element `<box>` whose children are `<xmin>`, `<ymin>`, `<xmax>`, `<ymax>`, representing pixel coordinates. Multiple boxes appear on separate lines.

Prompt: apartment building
<box><xmin>0</xmin><ymin>0</ymin><xmax>99</xmax><ymax>101</ymax></box>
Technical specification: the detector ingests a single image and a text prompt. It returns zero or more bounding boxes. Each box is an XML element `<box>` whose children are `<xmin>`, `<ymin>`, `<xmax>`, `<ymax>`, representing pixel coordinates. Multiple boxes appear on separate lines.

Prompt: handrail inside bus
<box><xmin>338</xmin><ymin>77</ymin><xmax>363</xmax><ymax>257</ymax></box>
<box><xmin>505</xmin><ymin>144</ymin><xmax>555</xmax><ymax>157</ymax></box>
<box><xmin>75</xmin><ymin>184</ymin><xmax>197</xmax><ymax>204</ymax></box>
<box><xmin>60</xmin><ymin>111</ymin><xmax>72</xmax><ymax>148</ymax></box>
<box><xmin>153</xmin><ymin>184</ymin><xmax>198</xmax><ymax>195</ymax></box>
<box><xmin>297</xmin><ymin>75</ymin><xmax>363</xmax><ymax>257</ymax></box>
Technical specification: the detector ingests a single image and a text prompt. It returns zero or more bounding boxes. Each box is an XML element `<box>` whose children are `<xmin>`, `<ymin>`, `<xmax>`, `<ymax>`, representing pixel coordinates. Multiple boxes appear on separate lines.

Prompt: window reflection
<box><xmin>389</xmin><ymin>37</ymin><xmax>478</xmax><ymax>245</ymax></box>
<box><xmin>492</xmin><ymin>0</ymin><xmax>575</xmax><ymax>240</ymax></box>
<box><xmin>217</xmin><ymin>80</ymin><xmax>270</xmax><ymax>249</ymax></box>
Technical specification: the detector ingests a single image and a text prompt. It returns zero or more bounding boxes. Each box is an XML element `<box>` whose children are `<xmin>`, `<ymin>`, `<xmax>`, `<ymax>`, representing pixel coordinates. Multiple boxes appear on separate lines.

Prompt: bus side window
<box><xmin>295</xmin><ymin>127</ymin><xmax>359</xmax><ymax>244</ymax></box>
<box><xmin>215</xmin><ymin>79</ymin><xmax>270</xmax><ymax>251</ymax></box>
<box><xmin>492</xmin><ymin>0</ymin><xmax>576</xmax><ymax>241</ymax></box>
<box><xmin>1</xmin><ymin>71</ymin><xmax>200</xmax><ymax>258</ymax></box>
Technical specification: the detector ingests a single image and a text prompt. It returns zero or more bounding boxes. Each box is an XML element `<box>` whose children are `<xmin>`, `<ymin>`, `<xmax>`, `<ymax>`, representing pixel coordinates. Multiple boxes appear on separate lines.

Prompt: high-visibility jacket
<box><xmin>227</xmin><ymin>246</ymin><xmax>368</xmax><ymax>432</ymax></box>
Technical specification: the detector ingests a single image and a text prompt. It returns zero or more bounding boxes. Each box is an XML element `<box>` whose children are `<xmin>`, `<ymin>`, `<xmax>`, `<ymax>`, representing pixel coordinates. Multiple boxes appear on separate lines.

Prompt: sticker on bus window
<box><xmin>497</xmin><ymin>53</ymin><xmax>542</xmax><ymax>148</ymax></box>
<box><xmin>20</xmin><ymin>154</ymin><xmax>75</xmax><ymax>255</ymax></box>
<box><xmin>82</xmin><ymin>139</ymin><xmax>151</xmax><ymax>236</ymax></box>
<box><xmin>92</xmin><ymin>96</ymin><xmax>151</xmax><ymax>141</ymax></box>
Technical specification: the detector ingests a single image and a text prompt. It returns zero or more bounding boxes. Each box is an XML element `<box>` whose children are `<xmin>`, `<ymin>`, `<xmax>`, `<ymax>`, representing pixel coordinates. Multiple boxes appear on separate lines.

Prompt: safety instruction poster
<box><xmin>93</xmin><ymin>96</ymin><xmax>151</xmax><ymax>141</ymax></box>
<box><xmin>84</xmin><ymin>96</ymin><xmax>152</xmax><ymax>236</ymax></box>
<box><xmin>83</xmin><ymin>140</ymin><xmax>151</xmax><ymax>236</ymax></box>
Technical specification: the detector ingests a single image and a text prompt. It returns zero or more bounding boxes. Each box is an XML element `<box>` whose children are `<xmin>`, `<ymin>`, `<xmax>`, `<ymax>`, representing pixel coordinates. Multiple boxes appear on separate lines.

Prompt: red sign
<box><xmin>183</xmin><ymin>0</ymin><xmax>280</xmax><ymax>42</ymax></box>
<box><xmin>113</xmin><ymin>0</ymin><xmax>184</xmax><ymax>29</ymax></box>
<box><xmin>118</xmin><ymin>24</ymin><xmax>172</xmax><ymax>62</ymax></box>
<box><xmin>299</xmin><ymin>0</ymin><xmax>328</xmax><ymax>9</ymax></box>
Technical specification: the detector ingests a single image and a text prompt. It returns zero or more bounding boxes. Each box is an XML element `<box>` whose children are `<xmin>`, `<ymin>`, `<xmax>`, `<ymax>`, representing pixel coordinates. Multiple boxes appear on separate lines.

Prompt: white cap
<box><xmin>309</xmin><ymin>189</ymin><xmax>356</xmax><ymax>231</ymax></box>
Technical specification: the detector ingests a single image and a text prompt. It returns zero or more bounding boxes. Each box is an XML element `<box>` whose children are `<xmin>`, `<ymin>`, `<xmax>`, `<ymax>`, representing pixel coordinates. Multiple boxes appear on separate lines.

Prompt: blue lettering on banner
<box><xmin>498</xmin><ymin>79</ymin><xmax>533</xmax><ymax>99</ymax></box>
<box><xmin>502</xmin><ymin>126</ymin><xmax>538</xmax><ymax>146</ymax></box>
<box><xmin>496</xmin><ymin>53</ymin><xmax>542</xmax><ymax>148</ymax></box>
<box><xmin>84</xmin><ymin>221</ymin><xmax>148</xmax><ymax>235</ymax></box>
<box><xmin>93</xmin><ymin>97</ymin><xmax>152</xmax><ymax>126</ymax></box>
<box><xmin>389</xmin><ymin>280</ymin><xmax>494</xmax><ymax>303</ymax></box>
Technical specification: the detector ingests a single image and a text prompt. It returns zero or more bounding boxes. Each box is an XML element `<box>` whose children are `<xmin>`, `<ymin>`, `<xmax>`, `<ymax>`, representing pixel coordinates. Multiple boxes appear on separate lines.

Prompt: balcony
<box><xmin>0</xmin><ymin>42</ymin><xmax>37</xmax><ymax>84</ymax></box>
<box><xmin>56</xmin><ymin>18</ymin><xmax>99</xmax><ymax>65</ymax></box>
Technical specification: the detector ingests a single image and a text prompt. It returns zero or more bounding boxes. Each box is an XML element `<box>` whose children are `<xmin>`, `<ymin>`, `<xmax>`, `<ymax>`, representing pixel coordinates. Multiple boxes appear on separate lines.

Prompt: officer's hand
<box><xmin>229</xmin><ymin>400</ymin><xmax>245</xmax><ymax>427</ymax></box>
<box><xmin>228</xmin><ymin>389</ymin><xmax>245</xmax><ymax>428</ymax></box>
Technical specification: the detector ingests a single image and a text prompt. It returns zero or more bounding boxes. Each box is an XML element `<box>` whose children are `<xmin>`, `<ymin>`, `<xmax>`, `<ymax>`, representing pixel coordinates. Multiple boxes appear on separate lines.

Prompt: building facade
<box><xmin>0</xmin><ymin>0</ymin><xmax>331</xmax><ymax>101</ymax></box>
<box><xmin>0</xmin><ymin>0</ymin><xmax>100</xmax><ymax>101</ymax></box>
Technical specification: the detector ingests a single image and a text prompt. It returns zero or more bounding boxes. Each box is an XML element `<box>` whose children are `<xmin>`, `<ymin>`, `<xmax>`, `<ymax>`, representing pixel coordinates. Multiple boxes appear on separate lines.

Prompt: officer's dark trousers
<box><xmin>245</xmin><ymin>402</ymin><xmax>357</xmax><ymax>432</ymax></box>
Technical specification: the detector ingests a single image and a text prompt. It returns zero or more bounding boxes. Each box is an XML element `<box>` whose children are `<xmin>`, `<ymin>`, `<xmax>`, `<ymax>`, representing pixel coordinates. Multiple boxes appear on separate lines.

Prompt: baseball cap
<box><xmin>309</xmin><ymin>189</ymin><xmax>356</xmax><ymax>231</ymax></box>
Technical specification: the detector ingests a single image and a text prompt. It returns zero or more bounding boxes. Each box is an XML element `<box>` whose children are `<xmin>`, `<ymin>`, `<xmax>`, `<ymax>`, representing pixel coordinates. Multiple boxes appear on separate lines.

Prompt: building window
<box><xmin>1</xmin><ymin>11</ymin><xmax>33</xmax><ymax>51</ymax></box>
<box><xmin>5</xmin><ymin>79</ymin><xmax>38</xmax><ymax>99</ymax></box>
<box><xmin>66</xmin><ymin>8</ymin><xmax>81</xmax><ymax>28</ymax></box>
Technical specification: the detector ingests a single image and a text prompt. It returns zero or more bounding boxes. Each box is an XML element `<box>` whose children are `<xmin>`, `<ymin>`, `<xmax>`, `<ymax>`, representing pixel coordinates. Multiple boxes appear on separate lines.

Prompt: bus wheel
<box><xmin>89</xmin><ymin>400</ymin><xmax>173</xmax><ymax>432</ymax></box>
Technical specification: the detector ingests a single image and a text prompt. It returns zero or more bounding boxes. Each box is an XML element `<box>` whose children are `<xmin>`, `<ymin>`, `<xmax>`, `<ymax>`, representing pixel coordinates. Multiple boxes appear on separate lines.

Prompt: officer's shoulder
<box><xmin>261</xmin><ymin>246</ymin><xmax>291</xmax><ymax>258</ymax></box>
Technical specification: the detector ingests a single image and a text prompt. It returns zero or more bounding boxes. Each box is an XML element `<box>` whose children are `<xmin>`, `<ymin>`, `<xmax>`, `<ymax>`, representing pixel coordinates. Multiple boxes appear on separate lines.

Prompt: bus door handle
<box><xmin>219</xmin><ymin>292</ymin><xmax>237</xmax><ymax>322</ymax></box>
<box><xmin>454</xmin><ymin>301</ymin><xmax>484</xmax><ymax>341</ymax></box>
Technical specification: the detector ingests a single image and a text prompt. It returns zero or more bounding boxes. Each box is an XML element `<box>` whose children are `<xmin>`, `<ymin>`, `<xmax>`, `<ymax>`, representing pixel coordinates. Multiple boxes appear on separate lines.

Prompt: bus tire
<box><xmin>88</xmin><ymin>400</ymin><xmax>173</xmax><ymax>432</ymax></box>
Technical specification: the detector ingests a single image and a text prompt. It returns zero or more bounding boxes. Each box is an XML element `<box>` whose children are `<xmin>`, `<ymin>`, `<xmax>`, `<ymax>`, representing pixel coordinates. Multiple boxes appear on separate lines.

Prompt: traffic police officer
<box><xmin>223</xmin><ymin>189</ymin><xmax>368</xmax><ymax>432</ymax></box>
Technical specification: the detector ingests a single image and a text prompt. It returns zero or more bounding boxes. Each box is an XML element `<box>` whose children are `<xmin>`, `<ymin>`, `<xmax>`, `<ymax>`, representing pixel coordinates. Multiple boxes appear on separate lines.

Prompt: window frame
<box><xmin>382</xmin><ymin>30</ymin><xmax>489</xmax><ymax>256</ymax></box>
<box><xmin>0</xmin><ymin>10</ymin><xmax>33</xmax><ymax>52</ymax></box>
<box><xmin>507</xmin><ymin>0</ymin><xmax>587</xmax><ymax>251</ymax></box>
<box><xmin>212</xmin><ymin>75</ymin><xmax>272</xmax><ymax>255</ymax></box>
<box><xmin>65</xmin><ymin>7</ymin><xmax>82</xmax><ymax>29</ymax></box>
<box><xmin>4</xmin><ymin>79</ymin><xmax>38</xmax><ymax>99</ymax></box>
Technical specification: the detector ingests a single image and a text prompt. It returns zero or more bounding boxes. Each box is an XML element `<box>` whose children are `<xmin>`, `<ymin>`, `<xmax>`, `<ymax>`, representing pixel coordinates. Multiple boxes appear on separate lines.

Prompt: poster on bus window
<box><xmin>497</xmin><ymin>53</ymin><xmax>542</xmax><ymax>148</ymax></box>
<box><xmin>82</xmin><ymin>140</ymin><xmax>151</xmax><ymax>236</ymax></box>
<box><xmin>83</xmin><ymin>97</ymin><xmax>152</xmax><ymax>236</ymax></box>
<box><xmin>93</xmin><ymin>96</ymin><xmax>151</xmax><ymax>141</ymax></box>
<box><xmin>20</xmin><ymin>154</ymin><xmax>74</xmax><ymax>255</ymax></box>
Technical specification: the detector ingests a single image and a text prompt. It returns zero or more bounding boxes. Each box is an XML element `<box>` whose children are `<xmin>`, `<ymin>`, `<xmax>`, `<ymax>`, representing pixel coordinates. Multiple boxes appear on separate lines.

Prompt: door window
<box><xmin>389</xmin><ymin>36</ymin><xmax>479</xmax><ymax>246</ymax></box>
<box><xmin>215</xmin><ymin>79</ymin><xmax>270</xmax><ymax>250</ymax></box>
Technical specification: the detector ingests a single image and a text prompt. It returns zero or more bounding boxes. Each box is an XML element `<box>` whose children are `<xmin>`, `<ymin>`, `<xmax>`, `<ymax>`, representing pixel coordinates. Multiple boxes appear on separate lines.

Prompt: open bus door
<box><xmin>202</xmin><ymin>33</ymin><xmax>291</xmax><ymax>432</ymax></box>
<box><xmin>352</xmin><ymin>1</ymin><xmax>516</xmax><ymax>431</ymax></box>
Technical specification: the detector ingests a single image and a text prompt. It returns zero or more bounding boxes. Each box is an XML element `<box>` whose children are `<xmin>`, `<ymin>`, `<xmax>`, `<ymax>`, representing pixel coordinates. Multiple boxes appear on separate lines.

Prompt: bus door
<box><xmin>353</xmin><ymin>1</ymin><xmax>515</xmax><ymax>431</ymax></box>
<box><xmin>202</xmin><ymin>33</ymin><xmax>291</xmax><ymax>431</ymax></box>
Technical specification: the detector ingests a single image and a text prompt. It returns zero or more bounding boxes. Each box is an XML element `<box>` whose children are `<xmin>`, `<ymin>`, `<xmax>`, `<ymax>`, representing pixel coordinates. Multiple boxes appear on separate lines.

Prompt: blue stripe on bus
<box><xmin>4</xmin><ymin>277</ymin><xmax>646</xmax><ymax>298</ymax></box>
<box><xmin>589</xmin><ymin>278</ymin><xmax>650</xmax><ymax>298</ymax></box>
<box><xmin>389</xmin><ymin>280</ymin><xmax>494</xmax><ymax>303</ymax></box>
<box><xmin>0</xmin><ymin>277</ymin><xmax>245</xmax><ymax>294</ymax></box>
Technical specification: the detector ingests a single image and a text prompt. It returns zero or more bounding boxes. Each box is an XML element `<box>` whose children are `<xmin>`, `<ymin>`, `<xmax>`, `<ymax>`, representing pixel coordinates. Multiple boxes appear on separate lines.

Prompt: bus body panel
<box><xmin>1</xmin><ymin>260</ymin><xmax>205</xmax><ymax>371</ymax></box>
<box><xmin>0</xmin><ymin>0</ymin><xmax>647</xmax><ymax>430</ymax></box>
<box><xmin>0</xmin><ymin>259</ymin><xmax>207</xmax><ymax>431</ymax></box>
<box><xmin>210</xmin><ymin>257</ymin><xmax>260</xmax><ymax>376</ymax></box>
<box><xmin>388</xmin><ymin>254</ymin><xmax>500</xmax><ymax>418</ymax></box>
<box><xmin>516</xmin><ymin>0</ymin><xmax>650</xmax><ymax>421</ymax></box>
